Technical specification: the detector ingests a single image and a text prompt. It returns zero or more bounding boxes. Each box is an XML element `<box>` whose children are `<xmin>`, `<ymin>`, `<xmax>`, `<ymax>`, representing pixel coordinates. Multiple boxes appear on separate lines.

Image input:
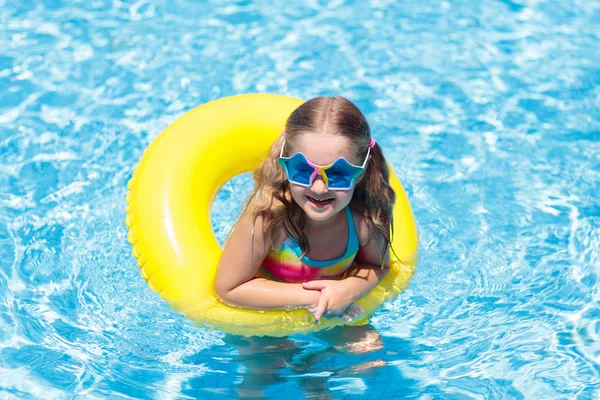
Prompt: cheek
<box><xmin>289</xmin><ymin>185</ymin><xmax>306</xmax><ymax>201</ymax></box>
<box><xmin>333</xmin><ymin>189</ymin><xmax>353</xmax><ymax>203</ymax></box>
<box><xmin>341</xmin><ymin>192</ymin><xmax>353</xmax><ymax>202</ymax></box>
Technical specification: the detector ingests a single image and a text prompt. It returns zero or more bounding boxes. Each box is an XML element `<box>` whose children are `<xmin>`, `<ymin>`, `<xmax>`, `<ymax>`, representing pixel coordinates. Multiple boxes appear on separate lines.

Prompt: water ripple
<box><xmin>0</xmin><ymin>0</ymin><xmax>599</xmax><ymax>398</ymax></box>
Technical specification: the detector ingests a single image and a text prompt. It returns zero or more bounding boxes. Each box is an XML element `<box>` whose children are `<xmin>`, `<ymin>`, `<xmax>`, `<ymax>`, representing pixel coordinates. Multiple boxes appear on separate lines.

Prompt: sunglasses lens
<box><xmin>326</xmin><ymin>159</ymin><xmax>359</xmax><ymax>189</ymax></box>
<box><xmin>283</xmin><ymin>154</ymin><xmax>314</xmax><ymax>185</ymax></box>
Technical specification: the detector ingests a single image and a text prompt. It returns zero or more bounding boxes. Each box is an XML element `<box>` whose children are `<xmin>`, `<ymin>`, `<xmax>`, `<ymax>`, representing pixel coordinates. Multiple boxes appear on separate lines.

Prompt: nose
<box><xmin>310</xmin><ymin>173</ymin><xmax>328</xmax><ymax>194</ymax></box>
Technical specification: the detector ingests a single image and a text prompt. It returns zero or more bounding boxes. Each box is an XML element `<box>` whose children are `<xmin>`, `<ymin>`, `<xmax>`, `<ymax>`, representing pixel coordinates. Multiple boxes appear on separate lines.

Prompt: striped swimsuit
<box><xmin>259</xmin><ymin>207</ymin><xmax>359</xmax><ymax>283</ymax></box>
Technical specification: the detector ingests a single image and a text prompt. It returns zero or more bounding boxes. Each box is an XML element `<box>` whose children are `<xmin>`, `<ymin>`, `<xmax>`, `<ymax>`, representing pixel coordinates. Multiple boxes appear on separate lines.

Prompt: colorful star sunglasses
<box><xmin>278</xmin><ymin>138</ymin><xmax>376</xmax><ymax>190</ymax></box>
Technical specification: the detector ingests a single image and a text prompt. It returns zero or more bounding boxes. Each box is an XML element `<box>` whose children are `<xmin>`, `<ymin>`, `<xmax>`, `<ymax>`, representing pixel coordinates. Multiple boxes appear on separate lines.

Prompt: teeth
<box><xmin>308</xmin><ymin>196</ymin><xmax>331</xmax><ymax>203</ymax></box>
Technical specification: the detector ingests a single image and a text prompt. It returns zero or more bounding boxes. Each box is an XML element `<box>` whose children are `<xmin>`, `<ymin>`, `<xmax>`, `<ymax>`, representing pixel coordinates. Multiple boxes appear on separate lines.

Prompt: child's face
<box><xmin>286</xmin><ymin>132</ymin><xmax>360</xmax><ymax>223</ymax></box>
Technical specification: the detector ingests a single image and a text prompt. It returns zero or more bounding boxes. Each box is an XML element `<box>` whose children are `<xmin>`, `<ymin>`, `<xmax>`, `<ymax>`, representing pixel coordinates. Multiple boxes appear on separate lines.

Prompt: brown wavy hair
<box><xmin>243</xmin><ymin>96</ymin><xmax>395</xmax><ymax>267</ymax></box>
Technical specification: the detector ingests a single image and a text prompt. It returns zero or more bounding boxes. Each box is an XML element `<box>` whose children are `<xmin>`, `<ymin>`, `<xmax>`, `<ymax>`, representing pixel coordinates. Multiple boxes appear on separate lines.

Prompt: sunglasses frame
<box><xmin>278</xmin><ymin>140</ymin><xmax>371</xmax><ymax>190</ymax></box>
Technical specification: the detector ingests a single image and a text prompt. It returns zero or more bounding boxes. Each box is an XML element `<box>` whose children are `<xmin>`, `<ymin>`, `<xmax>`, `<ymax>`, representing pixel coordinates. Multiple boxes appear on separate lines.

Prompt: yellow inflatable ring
<box><xmin>126</xmin><ymin>94</ymin><xmax>418</xmax><ymax>337</ymax></box>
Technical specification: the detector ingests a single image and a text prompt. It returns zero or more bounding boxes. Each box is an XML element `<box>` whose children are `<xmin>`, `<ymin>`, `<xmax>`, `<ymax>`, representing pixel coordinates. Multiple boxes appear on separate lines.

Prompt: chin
<box><xmin>303</xmin><ymin>207</ymin><xmax>335</xmax><ymax>221</ymax></box>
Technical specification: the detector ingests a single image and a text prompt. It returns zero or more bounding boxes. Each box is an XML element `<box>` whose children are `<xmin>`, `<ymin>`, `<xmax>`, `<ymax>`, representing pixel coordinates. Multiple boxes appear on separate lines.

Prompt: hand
<box><xmin>307</xmin><ymin>302</ymin><xmax>364</xmax><ymax>322</ymax></box>
<box><xmin>302</xmin><ymin>280</ymin><xmax>364</xmax><ymax>322</ymax></box>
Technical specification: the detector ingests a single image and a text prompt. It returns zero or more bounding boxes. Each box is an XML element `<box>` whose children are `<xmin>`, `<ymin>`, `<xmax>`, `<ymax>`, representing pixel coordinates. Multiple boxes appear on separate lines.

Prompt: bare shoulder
<box><xmin>231</xmin><ymin>199</ymin><xmax>285</xmax><ymax>254</ymax></box>
<box><xmin>215</xmin><ymin>202</ymin><xmax>270</xmax><ymax>294</ymax></box>
<box><xmin>352</xmin><ymin>209</ymin><xmax>390</xmax><ymax>267</ymax></box>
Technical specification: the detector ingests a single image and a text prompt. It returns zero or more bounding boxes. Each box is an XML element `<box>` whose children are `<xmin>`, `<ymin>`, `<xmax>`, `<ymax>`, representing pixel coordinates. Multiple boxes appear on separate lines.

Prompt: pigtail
<box><xmin>352</xmin><ymin>142</ymin><xmax>396</xmax><ymax>268</ymax></box>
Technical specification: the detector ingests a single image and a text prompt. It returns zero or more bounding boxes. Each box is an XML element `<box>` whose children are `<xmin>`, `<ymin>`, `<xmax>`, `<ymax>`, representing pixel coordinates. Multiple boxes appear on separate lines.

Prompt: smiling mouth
<box><xmin>306</xmin><ymin>196</ymin><xmax>334</xmax><ymax>207</ymax></box>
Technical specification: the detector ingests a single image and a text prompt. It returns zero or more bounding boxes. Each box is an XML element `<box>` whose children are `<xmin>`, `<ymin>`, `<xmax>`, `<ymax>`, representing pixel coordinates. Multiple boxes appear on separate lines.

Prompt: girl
<box><xmin>215</xmin><ymin>96</ymin><xmax>395</xmax><ymax>322</ymax></box>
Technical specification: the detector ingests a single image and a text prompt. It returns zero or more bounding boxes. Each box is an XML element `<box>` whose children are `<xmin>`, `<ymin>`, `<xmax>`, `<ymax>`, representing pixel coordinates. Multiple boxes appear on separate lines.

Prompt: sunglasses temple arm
<box><xmin>279</xmin><ymin>140</ymin><xmax>286</xmax><ymax>158</ymax></box>
<box><xmin>360</xmin><ymin>146</ymin><xmax>372</xmax><ymax>169</ymax></box>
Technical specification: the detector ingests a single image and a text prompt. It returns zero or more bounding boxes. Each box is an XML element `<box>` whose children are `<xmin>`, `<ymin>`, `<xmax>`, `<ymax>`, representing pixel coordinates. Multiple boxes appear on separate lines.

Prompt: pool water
<box><xmin>1</xmin><ymin>0</ymin><xmax>599</xmax><ymax>398</ymax></box>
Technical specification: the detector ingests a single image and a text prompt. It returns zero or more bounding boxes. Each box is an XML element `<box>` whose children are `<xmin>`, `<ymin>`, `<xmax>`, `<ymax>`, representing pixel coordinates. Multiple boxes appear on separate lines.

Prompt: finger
<box><xmin>348</xmin><ymin>303</ymin><xmax>364</xmax><ymax>315</ymax></box>
<box><xmin>302</xmin><ymin>281</ymin><xmax>327</xmax><ymax>291</ymax></box>
<box><xmin>343</xmin><ymin>305</ymin><xmax>362</xmax><ymax>319</ymax></box>
<box><xmin>345</xmin><ymin>308</ymin><xmax>359</xmax><ymax>318</ymax></box>
<box><xmin>341</xmin><ymin>315</ymin><xmax>352</xmax><ymax>322</ymax></box>
<box><xmin>314</xmin><ymin>292</ymin><xmax>329</xmax><ymax>321</ymax></box>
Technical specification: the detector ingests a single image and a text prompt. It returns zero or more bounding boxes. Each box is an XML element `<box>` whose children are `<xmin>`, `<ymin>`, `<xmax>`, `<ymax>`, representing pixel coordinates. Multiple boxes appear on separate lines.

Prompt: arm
<box><xmin>339</xmin><ymin>260</ymin><xmax>388</xmax><ymax>299</ymax></box>
<box><xmin>214</xmin><ymin>208</ymin><xmax>320</xmax><ymax>310</ymax></box>
<box><xmin>338</xmin><ymin>226</ymin><xmax>390</xmax><ymax>298</ymax></box>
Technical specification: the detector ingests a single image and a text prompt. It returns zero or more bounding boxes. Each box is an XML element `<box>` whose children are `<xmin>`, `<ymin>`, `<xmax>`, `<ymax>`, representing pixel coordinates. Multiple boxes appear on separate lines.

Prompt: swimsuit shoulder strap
<box><xmin>344</xmin><ymin>206</ymin><xmax>360</xmax><ymax>254</ymax></box>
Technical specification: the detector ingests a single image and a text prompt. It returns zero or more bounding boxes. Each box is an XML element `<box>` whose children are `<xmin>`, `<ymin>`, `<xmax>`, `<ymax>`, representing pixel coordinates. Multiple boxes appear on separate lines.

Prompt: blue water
<box><xmin>1</xmin><ymin>0</ymin><xmax>599</xmax><ymax>398</ymax></box>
